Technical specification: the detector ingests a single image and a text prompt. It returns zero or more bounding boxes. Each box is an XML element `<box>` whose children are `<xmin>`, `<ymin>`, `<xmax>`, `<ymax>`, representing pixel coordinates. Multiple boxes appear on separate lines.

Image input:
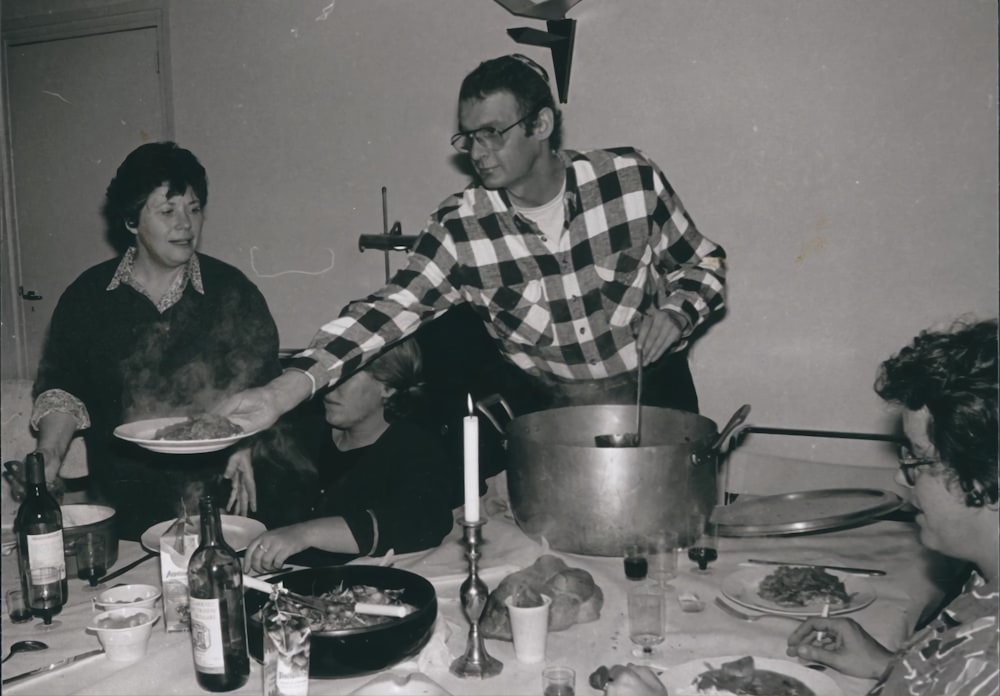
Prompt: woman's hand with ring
<box><xmin>243</xmin><ymin>528</ymin><xmax>306</xmax><ymax>575</ymax></box>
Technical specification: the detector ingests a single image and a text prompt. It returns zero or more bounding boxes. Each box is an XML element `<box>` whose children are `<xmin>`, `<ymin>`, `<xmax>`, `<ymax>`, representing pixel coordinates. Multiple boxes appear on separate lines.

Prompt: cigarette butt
<box><xmin>354</xmin><ymin>602</ymin><xmax>413</xmax><ymax>618</ymax></box>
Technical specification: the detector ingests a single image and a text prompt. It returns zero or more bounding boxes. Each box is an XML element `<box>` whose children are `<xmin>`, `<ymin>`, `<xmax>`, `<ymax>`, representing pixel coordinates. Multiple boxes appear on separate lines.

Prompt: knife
<box><xmin>2</xmin><ymin>648</ymin><xmax>104</xmax><ymax>685</ymax></box>
<box><xmin>745</xmin><ymin>559</ymin><xmax>886</xmax><ymax>576</ymax></box>
<box><xmin>96</xmin><ymin>551</ymin><xmax>157</xmax><ymax>584</ymax></box>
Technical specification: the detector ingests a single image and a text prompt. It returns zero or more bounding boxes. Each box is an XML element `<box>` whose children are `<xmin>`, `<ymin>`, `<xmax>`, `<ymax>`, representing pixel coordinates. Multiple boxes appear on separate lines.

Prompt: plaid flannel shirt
<box><xmin>289</xmin><ymin>147</ymin><xmax>726</xmax><ymax>393</ymax></box>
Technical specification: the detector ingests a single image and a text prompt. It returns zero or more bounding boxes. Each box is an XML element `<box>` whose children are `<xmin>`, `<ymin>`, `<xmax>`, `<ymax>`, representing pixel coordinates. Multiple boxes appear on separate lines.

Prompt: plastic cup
<box><xmin>505</xmin><ymin>593</ymin><xmax>551</xmax><ymax>663</ymax></box>
<box><xmin>542</xmin><ymin>665</ymin><xmax>575</xmax><ymax>696</ymax></box>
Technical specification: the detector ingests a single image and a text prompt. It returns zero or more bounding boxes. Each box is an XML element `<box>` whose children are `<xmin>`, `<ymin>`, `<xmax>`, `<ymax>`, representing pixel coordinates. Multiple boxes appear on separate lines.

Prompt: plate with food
<box><xmin>663</xmin><ymin>655</ymin><xmax>842</xmax><ymax>696</ymax></box>
<box><xmin>114</xmin><ymin>414</ymin><xmax>259</xmax><ymax>454</ymax></box>
<box><xmin>722</xmin><ymin>565</ymin><xmax>875</xmax><ymax>617</ymax></box>
<box><xmin>140</xmin><ymin>515</ymin><xmax>266</xmax><ymax>553</ymax></box>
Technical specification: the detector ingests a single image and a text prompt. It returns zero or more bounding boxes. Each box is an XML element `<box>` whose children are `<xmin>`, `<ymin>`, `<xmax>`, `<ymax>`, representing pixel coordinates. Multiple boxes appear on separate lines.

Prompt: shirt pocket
<box><xmin>472</xmin><ymin>279</ymin><xmax>554</xmax><ymax>347</ymax></box>
<box><xmin>593</xmin><ymin>245</ymin><xmax>653</xmax><ymax>326</ymax></box>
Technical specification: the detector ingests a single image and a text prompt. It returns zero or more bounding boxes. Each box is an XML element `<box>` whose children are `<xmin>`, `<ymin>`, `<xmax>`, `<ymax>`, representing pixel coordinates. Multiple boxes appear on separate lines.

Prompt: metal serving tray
<box><xmin>711</xmin><ymin>488</ymin><xmax>906</xmax><ymax>537</ymax></box>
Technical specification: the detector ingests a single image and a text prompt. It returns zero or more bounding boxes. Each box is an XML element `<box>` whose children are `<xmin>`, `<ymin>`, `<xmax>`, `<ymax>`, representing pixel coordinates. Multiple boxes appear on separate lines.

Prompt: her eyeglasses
<box><xmin>450</xmin><ymin>111</ymin><xmax>537</xmax><ymax>153</ymax></box>
<box><xmin>897</xmin><ymin>445</ymin><xmax>938</xmax><ymax>486</ymax></box>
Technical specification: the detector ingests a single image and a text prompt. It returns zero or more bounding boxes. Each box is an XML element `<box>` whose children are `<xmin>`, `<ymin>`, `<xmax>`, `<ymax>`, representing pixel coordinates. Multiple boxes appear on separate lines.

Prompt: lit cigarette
<box><xmin>814</xmin><ymin>601</ymin><xmax>831</xmax><ymax>642</ymax></box>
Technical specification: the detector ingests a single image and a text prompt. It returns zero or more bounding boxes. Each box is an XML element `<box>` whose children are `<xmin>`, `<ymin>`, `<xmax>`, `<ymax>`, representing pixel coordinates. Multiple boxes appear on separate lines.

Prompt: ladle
<box><xmin>594</xmin><ymin>343</ymin><xmax>644</xmax><ymax>448</ymax></box>
<box><xmin>1</xmin><ymin>640</ymin><xmax>48</xmax><ymax>664</ymax></box>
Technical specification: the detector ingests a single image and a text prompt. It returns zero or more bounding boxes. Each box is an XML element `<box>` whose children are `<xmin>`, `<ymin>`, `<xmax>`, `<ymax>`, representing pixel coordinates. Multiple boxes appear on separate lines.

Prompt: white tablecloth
<box><xmin>2</xmin><ymin>506</ymin><xmax>949</xmax><ymax>696</ymax></box>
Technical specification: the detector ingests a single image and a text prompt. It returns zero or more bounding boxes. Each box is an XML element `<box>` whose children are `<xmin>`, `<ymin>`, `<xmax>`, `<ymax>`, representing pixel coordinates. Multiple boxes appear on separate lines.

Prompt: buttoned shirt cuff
<box><xmin>30</xmin><ymin>389</ymin><xmax>91</xmax><ymax>431</ymax></box>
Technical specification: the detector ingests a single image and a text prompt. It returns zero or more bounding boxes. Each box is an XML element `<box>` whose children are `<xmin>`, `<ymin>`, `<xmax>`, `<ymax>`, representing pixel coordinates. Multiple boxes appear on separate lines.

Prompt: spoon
<box><xmin>1</xmin><ymin>640</ymin><xmax>48</xmax><ymax>664</ymax></box>
<box><xmin>595</xmin><ymin>342</ymin><xmax>643</xmax><ymax>448</ymax></box>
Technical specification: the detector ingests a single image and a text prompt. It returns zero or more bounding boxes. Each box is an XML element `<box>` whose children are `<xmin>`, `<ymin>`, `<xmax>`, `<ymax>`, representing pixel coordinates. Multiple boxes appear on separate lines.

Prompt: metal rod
<box><xmin>733</xmin><ymin>425</ymin><xmax>901</xmax><ymax>448</ymax></box>
<box><xmin>381</xmin><ymin>186</ymin><xmax>391</xmax><ymax>283</ymax></box>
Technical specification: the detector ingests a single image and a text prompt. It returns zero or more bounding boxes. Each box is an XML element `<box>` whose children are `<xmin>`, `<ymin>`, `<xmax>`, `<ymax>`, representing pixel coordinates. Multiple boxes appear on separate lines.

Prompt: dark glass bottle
<box><xmin>187</xmin><ymin>496</ymin><xmax>250</xmax><ymax>692</ymax></box>
<box><xmin>14</xmin><ymin>452</ymin><xmax>67</xmax><ymax>624</ymax></box>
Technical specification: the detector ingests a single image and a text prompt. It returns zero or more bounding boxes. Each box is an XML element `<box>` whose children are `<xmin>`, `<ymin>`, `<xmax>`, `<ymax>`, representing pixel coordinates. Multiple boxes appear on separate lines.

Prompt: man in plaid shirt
<box><xmin>220</xmin><ymin>54</ymin><xmax>726</xmax><ymax>431</ymax></box>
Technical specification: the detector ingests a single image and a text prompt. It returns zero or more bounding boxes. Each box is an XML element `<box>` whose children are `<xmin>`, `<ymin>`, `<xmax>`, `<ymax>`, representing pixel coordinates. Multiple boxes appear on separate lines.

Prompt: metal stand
<box><xmin>449</xmin><ymin>521</ymin><xmax>503</xmax><ymax>678</ymax></box>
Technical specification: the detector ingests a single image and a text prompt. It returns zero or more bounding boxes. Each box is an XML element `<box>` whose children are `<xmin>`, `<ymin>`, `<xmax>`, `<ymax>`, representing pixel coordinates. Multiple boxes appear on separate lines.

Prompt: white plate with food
<box><xmin>141</xmin><ymin>515</ymin><xmax>266</xmax><ymax>553</ymax></box>
<box><xmin>114</xmin><ymin>415</ymin><xmax>259</xmax><ymax>454</ymax></box>
<box><xmin>663</xmin><ymin>655</ymin><xmax>842</xmax><ymax>696</ymax></box>
<box><xmin>722</xmin><ymin>566</ymin><xmax>875</xmax><ymax>617</ymax></box>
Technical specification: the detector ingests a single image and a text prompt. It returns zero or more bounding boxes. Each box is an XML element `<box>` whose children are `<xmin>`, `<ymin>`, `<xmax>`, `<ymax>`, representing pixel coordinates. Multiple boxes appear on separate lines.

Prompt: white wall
<box><xmin>6</xmin><ymin>0</ymin><xmax>998</xmax><ymax>458</ymax></box>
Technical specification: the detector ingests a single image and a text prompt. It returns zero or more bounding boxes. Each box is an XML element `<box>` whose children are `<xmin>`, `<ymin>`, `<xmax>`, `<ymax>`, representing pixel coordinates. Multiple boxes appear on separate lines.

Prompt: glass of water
<box><xmin>627</xmin><ymin>580</ymin><xmax>666</xmax><ymax>659</ymax></box>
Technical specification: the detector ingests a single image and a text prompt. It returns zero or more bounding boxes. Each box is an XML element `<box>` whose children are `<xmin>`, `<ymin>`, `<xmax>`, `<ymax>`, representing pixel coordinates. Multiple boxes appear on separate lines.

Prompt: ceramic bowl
<box><xmin>88</xmin><ymin>607</ymin><xmax>159</xmax><ymax>662</ymax></box>
<box><xmin>92</xmin><ymin>583</ymin><xmax>161</xmax><ymax>611</ymax></box>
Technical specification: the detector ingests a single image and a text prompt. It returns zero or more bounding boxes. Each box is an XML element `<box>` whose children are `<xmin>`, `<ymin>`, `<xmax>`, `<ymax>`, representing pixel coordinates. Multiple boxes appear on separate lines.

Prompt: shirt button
<box><xmin>579</xmin><ymin>327</ymin><xmax>586</xmax><ymax>335</ymax></box>
<box><xmin>540</xmin><ymin>236</ymin><xmax>548</xmax><ymax>242</ymax></box>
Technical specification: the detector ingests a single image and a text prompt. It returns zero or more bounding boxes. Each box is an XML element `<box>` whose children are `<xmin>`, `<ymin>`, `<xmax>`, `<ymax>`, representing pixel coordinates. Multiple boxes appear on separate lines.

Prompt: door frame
<box><xmin>0</xmin><ymin>0</ymin><xmax>173</xmax><ymax>379</ymax></box>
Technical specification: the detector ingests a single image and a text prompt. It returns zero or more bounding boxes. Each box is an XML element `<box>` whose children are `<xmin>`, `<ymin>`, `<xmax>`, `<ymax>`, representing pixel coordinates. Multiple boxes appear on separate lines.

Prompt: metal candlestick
<box><xmin>449</xmin><ymin>520</ymin><xmax>503</xmax><ymax>678</ymax></box>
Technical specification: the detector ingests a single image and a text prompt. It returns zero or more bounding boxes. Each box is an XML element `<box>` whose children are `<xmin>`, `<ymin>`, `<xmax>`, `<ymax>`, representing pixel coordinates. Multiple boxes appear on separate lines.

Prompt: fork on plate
<box><xmin>714</xmin><ymin>597</ymin><xmax>803</xmax><ymax>622</ymax></box>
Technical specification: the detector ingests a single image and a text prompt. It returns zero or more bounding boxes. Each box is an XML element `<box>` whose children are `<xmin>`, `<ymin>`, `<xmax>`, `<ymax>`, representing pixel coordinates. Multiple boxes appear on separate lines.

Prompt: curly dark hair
<box><xmin>874</xmin><ymin>318</ymin><xmax>998</xmax><ymax>506</ymax></box>
<box><xmin>104</xmin><ymin>141</ymin><xmax>208</xmax><ymax>249</ymax></box>
<box><xmin>458</xmin><ymin>54</ymin><xmax>564</xmax><ymax>151</ymax></box>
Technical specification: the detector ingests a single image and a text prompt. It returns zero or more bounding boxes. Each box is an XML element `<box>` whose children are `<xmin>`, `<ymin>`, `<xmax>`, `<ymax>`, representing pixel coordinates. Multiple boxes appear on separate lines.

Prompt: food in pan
<box><xmin>693</xmin><ymin>656</ymin><xmax>815</xmax><ymax>696</ymax></box>
<box><xmin>757</xmin><ymin>565</ymin><xmax>851</xmax><ymax>607</ymax></box>
<box><xmin>153</xmin><ymin>414</ymin><xmax>244</xmax><ymax>441</ymax></box>
<box><xmin>254</xmin><ymin>583</ymin><xmax>416</xmax><ymax>633</ymax></box>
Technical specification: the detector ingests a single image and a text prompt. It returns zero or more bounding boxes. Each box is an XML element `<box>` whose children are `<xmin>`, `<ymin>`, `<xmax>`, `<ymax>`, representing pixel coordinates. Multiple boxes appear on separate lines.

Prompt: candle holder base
<box><xmin>450</xmin><ymin>647</ymin><xmax>504</xmax><ymax>679</ymax></box>
<box><xmin>449</xmin><ymin>520</ymin><xmax>503</xmax><ymax>679</ymax></box>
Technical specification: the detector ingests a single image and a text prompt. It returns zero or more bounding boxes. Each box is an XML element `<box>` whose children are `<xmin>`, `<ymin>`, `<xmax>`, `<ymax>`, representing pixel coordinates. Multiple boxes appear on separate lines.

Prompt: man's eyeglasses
<box><xmin>897</xmin><ymin>445</ymin><xmax>938</xmax><ymax>486</ymax></box>
<box><xmin>450</xmin><ymin>111</ymin><xmax>537</xmax><ymax>153</ymax></box>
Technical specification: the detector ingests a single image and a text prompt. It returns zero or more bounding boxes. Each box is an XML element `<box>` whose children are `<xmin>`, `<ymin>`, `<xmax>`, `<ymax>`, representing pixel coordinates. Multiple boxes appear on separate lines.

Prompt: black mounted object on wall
<box><xmin>494</xmin><ymin>0</ymin><xmax>583</xmax><ymax>104</ymax></box>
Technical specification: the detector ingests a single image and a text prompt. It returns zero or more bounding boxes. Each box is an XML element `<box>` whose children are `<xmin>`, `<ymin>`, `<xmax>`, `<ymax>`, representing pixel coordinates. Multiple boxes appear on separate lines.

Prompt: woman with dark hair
<box><xmin>597</xmin><ymin>319</ymin><xmax>998</xmax><ymax>696</ymax></box>
<box><xmin>26</xmin><ymin>141</ymin><xmax>281</xmax><ymax>540</ymax></box>
<box><xmin>243</xmin><ymin>338</ymin><xmax>454</xmax><ymax>574</ymax></box>
<box><xmin>786</xmin><ymin>318</ymin><xmax>999</xmax><ymax>696</ymax></box>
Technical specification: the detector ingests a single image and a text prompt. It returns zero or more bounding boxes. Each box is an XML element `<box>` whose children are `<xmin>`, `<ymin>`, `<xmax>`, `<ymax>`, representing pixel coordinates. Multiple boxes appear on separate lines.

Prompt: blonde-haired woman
<box><xmin>244</xmin><ymin>338</ymin><xmax>454</xmax><ymax>573</ymax></box>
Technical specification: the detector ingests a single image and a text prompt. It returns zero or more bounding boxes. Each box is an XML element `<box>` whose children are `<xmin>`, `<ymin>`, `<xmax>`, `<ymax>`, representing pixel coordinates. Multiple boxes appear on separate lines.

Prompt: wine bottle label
<box><xmin>26</xmin><ymin>530</ymin><xmax>66</xmax><ymax>583</ymax></box>
<box><xmin>189</xmin><ymin>597</ymin><xmax>226</xmax><ymax>673</ymax></box>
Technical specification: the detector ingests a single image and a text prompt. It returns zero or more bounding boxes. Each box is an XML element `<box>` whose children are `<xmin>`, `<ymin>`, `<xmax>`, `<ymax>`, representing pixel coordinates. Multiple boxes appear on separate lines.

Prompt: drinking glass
<box><xmin>627</xmin><ymin>581</ymin><xmax>666</xmax><ymax>659</ymax></box>
<box><xmin>647</xmin><ymin>530</ymin><xmax>677</xmax><ymax>587</ymax></box>
<box><xmin>542</xmin><ymin>665</ymin><xmax>576</xmax><ymax>696</ymax></box>
<box><xmin>74</xmin><ymin>533</ymin><xmax>107</xmax><ymax>591</ymax></box>
<box><xmin>687</xmin><ymin>513</ymin><xmax>719</xmax><ymax>574</ymax></box>
<box><xmin>6</xmin><ymin>588</ymin><xmax>31</xmax><ymax>624</ymax></box>
<box><xmin>26</xmin><ymin>566</ymin><xmax>64</xmax><ymax>631</ymax></box>
<box><xmin>622</xmin><ymin>542</ymin><xmax>648</xmax><ymax>581</ymax></box>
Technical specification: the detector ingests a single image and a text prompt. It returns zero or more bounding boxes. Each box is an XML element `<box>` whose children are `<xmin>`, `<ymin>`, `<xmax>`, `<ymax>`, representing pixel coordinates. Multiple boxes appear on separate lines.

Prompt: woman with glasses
<box><xmin>218</xmin><ymin>53</ymin><xmax>727</xmax><ymax>447</ymax></box>
<box><xmin>785</xmin><ymin>318</ymin><xmax>998</xmax><ymax>696</ymax></box>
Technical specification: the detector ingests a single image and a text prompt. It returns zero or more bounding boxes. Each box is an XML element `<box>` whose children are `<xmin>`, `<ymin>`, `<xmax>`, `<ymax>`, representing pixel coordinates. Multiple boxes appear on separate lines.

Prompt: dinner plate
<box><xmin>141</xmin><ymin>515</ymin><xmax>266</xmax><ymax>553</ymax></box>
<box><xmin>662</xmin><ymin>655</ymin><xmax>842</xmax><ymax>696</ymax></box>
<box><xmin>721</xmin><ymin>567</ymin><xmax>876</xmax><ymax>617</ymax></box>
<box><xmin>114</xmin><ymin>416</ymin><xmax>260</xmax><ymax>454</ymax></box>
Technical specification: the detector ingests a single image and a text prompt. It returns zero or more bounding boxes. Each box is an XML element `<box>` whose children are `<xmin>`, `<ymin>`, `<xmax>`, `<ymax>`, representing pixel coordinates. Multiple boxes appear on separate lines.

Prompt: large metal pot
<box><xmin>501</xmin><ymin>405</ymin><xmax>735</xmax><ymax>556</ymax></box>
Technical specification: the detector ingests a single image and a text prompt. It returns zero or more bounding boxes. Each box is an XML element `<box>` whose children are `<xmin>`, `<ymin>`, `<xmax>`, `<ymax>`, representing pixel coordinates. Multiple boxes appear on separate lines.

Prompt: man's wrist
<box><xmin>272</xmin><ymin>370</ymin><xmax>313</xmax><ymax>412</ymax></box>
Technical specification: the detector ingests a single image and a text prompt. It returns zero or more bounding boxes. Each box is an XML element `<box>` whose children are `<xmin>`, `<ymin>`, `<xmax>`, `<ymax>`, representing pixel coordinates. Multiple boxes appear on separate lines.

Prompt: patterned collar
<box><xmin>106</xmin><ymin>246</ymin><xmax>204</xmax><ymax>313</ymax></box>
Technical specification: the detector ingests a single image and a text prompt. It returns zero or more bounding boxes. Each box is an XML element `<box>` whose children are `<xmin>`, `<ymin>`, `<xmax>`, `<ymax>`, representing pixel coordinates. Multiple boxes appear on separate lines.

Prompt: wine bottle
<box><xmin>187</xmin><ymin>496</ymin><xmax>250</xmax><ymax>692</ymax></box>
<box><xmin>14</xmin><ymin>452</ymin><xmax>67</xmax><ymax>622</ymax></box>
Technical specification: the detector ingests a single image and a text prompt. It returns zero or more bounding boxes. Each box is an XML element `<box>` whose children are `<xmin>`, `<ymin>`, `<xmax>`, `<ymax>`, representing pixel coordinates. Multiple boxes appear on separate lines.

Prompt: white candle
<box><xmin>463</xmin><ymin>394</ymin><xmax>480</xmax><ymax>523</ymax></box>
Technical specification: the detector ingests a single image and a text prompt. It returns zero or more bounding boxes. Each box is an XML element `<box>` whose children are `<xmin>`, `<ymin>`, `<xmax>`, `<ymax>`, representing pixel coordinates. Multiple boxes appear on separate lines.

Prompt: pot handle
<box><xmin>710</xmin><ymin>404</ymin><xmax>752</xmax><ymax>452</ymax></box>
<box><xmin>474</xmin><ymin>393</ymin><xmax>514</xmax><ymax>437</ymax></box>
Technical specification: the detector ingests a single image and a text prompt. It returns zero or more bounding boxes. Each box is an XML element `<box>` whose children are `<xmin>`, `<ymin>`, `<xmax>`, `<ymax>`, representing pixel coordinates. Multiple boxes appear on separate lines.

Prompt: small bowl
<box><xmin>92</xmin><ymin>584</ymin><xmax>161</xmax><ymax>611</ymax></box>
<box><xmin>88</xmin><ymin>607</ymin><xmax>159</xmax><ymax>663</ymax></box>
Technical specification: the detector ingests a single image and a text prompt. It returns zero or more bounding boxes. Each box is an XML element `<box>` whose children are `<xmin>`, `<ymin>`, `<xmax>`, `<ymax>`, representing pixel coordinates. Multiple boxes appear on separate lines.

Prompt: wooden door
<box><xmin>2</xmin><ymin>8</ymin><xmax>169</xmax><ymax>378</ymax></box>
